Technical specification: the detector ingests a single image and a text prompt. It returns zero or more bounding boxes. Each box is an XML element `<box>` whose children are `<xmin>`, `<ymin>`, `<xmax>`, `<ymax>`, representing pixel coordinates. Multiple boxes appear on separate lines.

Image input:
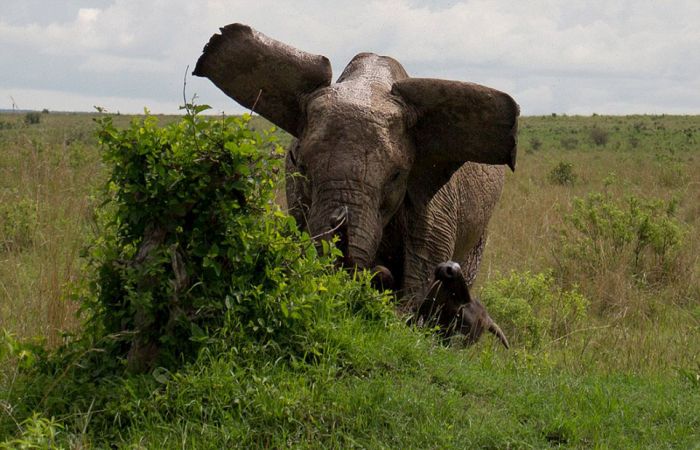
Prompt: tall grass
<box><xmin>0</xmin><ymin>114</ymin><xmax>103</xmax><ymax>346</ymax></box>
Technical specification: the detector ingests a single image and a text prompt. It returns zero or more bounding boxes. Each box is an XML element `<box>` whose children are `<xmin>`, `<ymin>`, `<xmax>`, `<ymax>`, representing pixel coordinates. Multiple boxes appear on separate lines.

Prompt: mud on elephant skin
<box><xmin>194</xmin><ymin>23</ymin><xmax>518</xmax><ymax>346</ymax></box>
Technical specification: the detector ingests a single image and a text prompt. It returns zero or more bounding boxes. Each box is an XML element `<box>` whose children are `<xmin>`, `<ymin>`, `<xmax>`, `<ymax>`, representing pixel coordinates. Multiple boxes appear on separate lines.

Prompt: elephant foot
<box><xmin>418</xmin><ymin>261</ymin><xmax>509</xmax><ymax>349</ymax></box>
<box><xmin>371</xmin><ymin>265</ymin><xmax>394</xmax><ymax>291</ymax></box>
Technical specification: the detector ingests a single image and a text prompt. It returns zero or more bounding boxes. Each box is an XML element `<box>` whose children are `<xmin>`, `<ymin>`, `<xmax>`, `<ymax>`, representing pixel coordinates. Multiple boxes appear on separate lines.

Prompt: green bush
<box><xmin>589</xmin><ymin>126</ymin><xmax>609</xmax><ymax>146</ymax></box>
<box><xmin>654</xmin><ymin>152</ymin><xmax>689</xmax><ymax>188</ymax></box>
<box><xmin>548</xmin><ymin>161</ymin><xmax>577</xmax><ymax>186</ymax></box>
<box><xmin>559</xmin><ymin>136</ymin><xmax>578</xmax><ymax>150</ymax></box>
<box><xmin>79</xmin><ymin>107</ymin><xmax>390</xmax><ymax>374</ymax></box>
<box><xmin>24</xmin><ymin>112</ymin><xmax>41</xmax><ymax>125</ymax></box>
<box><xmin>558</xmin><ymin>192</ymin><xmax>685</xmax><ymax>287</ymax></box>
<box><xmin>480</xmin><ymin>271</ymin><xmax>589</xmax><ymax>349</ymax></box>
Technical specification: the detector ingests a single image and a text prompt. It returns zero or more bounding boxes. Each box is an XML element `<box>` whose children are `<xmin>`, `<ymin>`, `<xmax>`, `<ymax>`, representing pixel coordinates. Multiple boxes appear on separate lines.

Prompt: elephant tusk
<box><xmin>487</xmin><ymin>320</ymin><xmax>510</xmax><ymax>349</ymax></box>
<box><xmin>308</xmin><ymin>214</ymin><xmax>347</xmax><ymax>242</ymax></box>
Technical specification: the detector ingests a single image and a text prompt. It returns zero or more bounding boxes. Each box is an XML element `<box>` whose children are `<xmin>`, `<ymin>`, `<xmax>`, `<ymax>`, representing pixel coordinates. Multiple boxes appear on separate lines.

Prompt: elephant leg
<box><xmin>370</xmin><ymin>265</ymin><xmax>395</xmax><ymax>290</ymax></box>
<box><xmin>373</xmin><ymin>213</ymin><xmax>406</xmax><ymax>291</ymax></box>
<box><xmin>458</xmin><ymin>234</ymin><xmax>486</xmax><ymax>287</ymax></box>
<box><xmin>399</xmin><ymin>205</ymin><xmax>457</xmax><ymax>313</ymax></box>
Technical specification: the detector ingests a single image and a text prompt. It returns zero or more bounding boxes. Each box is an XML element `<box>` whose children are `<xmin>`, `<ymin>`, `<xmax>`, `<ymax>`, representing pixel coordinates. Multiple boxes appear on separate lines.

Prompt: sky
<box><xmin>1</xmin><ymin>0</ymin><xmax>699</xmax><ymax>116</ymax></box>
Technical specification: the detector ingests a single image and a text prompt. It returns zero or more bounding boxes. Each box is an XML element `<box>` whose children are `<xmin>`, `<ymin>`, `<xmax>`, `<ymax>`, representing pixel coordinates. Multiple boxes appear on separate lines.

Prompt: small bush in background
<box><xmin>557</xmin><ymin>192</ymin><xmax>685</xmax><ymax>299</ymax></box>
<box><xmin>24</xmin><ymin>112</ymin><xmax>41</xmax><ymax>125</ymax></box>
<box><xmin>480</xmin><ymin>271</ymin><xmax>589</xmax><ymax>349</ymax></box>
<box><xmin>627</xmin><ymin>135</ymin><xmax>640</xmax><ymax>149</ymax></box>
<box><xmin>589</xmin><ymin>126</ymin><xmax>609</xmax><ymax>146</ymax></box>
<box><xmin>560</xmin><ymin>136</ymin><xmax>578</xmax><ymax>150</ymax></box>
<box><xmin>548</xmin><ymin>161</ymin><xmax>577</xmax><ymax>186</ymax></box>
<box><xmin>654</xmin><ymin>152</ymin><xmax>690</xmax><ymax>188</ymax></box>
<box><xmin>529</xmin><ymin>137</ymin><xmax>542</xmax><ymax>152</ymax></box>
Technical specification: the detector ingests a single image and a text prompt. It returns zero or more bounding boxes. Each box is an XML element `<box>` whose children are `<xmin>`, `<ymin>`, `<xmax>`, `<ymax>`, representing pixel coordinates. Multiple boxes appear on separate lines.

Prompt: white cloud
<box><xmin>0</xmin><ymin>0</ymin><xmax>698</xmax><ymax>114</ymax></box>
<box><xmin>517</xmin><ymin>85</ymin><xmax>554</xmax><ymax>114</ymax></box>
<box><xmin>77</xmin><ymin>54</ymin><xmax>169</xmax><ymax>74</ymax></box>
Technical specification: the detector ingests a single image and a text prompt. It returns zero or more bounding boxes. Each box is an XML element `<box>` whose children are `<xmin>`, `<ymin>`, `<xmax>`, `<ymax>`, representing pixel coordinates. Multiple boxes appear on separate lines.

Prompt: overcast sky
<box><xmin>1</xmin><ymin>1</ymin><xmax>699</xmax><ymax>115</ymax></box>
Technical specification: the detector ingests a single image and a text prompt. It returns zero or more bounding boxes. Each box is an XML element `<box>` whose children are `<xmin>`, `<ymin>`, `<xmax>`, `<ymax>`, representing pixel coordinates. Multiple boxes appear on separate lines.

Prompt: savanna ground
<box><xmin>0</xmin><ymin>110</ymin><xmax>698</xmax><ymax>447</ymax></box>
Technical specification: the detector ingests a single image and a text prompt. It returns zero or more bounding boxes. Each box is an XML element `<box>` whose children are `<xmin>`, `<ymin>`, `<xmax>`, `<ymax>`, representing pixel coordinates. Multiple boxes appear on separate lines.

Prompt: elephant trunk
<box><xmin>308</xmin><ymin>185</ymin><xmax>382</xmax><ymax>269</ymax></box>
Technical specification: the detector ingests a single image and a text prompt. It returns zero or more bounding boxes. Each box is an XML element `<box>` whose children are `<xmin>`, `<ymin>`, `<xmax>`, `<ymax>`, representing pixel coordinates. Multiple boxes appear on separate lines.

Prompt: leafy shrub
<box><xmin>76</xmin><ymin>106</ymin><xmax>391</xmax><ymax>374</ymax></box>
<box><xmin>0</xmin><ymin>196</ymin><xmax>37</xmax><ymax>252</ymax></box>
<box><xmin>558</xmin><ymin>192</ymin><xmax>685</xmax><ymax>288</ymax></box>
<box><xmin>548</xmin><ymin>161</ymin><xmax>577</xmax><ymax>186</ymax></box>
<box><xmin>0</xmin><ymin>329</ymin><xmax>43</xmax><ymax>370</ymax></box>
<box><xmin>24</xmin><ymin>112</ymin><xmax>41</xmax><ymax>125</ymax></box>
<box><xmin>627</xmin><ymin>135</ymin><xmax>640</xmax><ymax>149</ymax></box>
<box><xmin>559</xmin><ymin>136</ymin><xmax>578</xmax><ymax>150</ymax></box>
<box><xmin>589</xmin><ymin>126</ymin><xmax>609</xmax><ymax>146</ymax></box>
<box><xmin>0</xmin><ymin>107</ymin><xmax>395</xmax><ymax>444</ymax></box>
<box><xmin>654</xmin><ymin>152</ymin><xmax>689</xmax><ymax>188</ymax></box>
<box><xmin>480</xmin><ymin>271</ymin><xmax>589</xmax><ymax>349</ymax></box>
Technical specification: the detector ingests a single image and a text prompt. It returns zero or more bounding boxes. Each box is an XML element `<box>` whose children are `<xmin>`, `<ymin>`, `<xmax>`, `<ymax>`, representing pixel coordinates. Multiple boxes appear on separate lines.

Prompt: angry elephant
<box><xmin>194</xmin><ymin>24</ymin><xmax>518</xmax><ymax>347</ymax></box>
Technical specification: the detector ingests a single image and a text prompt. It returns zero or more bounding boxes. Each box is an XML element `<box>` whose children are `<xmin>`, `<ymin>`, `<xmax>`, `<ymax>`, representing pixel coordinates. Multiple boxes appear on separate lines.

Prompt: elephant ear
<box><xmin>392</xmin><ymin>78</ymin><xmax>519</xmax><ymax>170</ymax></box>
<box><xmin>193</xmin><ymin>23</ymin><xmax>332</xmax><ymax>136</ymax></box>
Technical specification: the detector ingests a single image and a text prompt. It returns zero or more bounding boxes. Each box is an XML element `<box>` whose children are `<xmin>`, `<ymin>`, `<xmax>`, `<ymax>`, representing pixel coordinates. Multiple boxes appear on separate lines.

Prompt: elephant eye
<box><xmin>389</xmin><ymin>170</ymin><xmax>401</xmax><ymax>183</ymax></box>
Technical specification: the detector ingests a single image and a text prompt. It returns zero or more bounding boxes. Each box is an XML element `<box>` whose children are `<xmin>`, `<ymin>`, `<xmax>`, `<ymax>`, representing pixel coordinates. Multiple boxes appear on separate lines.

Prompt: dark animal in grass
<box><xmin>194</xmin><ymin>23</ymin><xmax>518</xmax><ymax>346</ymax></box>
<box><xmin>418</xmin><ymin>261</ymin><xmax>509</xmax><ymax>348</ymax></box>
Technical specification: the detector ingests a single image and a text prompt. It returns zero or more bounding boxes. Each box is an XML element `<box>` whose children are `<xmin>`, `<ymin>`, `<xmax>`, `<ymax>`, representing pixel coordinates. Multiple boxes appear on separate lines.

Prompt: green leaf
<box><xmin>152</xmin><ymin>367</ymin><xmax>171</xmax><ymax>384</ymax></box>
<box><xmin>190</xmin><ymin>322</ymin><xmax>207</xmax><ymax>342</ymax></box>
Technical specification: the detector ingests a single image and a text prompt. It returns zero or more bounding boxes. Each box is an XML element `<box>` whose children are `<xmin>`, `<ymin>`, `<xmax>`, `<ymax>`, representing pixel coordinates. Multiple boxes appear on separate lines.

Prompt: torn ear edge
<box><xmin>392</xmin><ymin>78</ymin><xmax>519</xmax><ymax>171</ymax></box>
<box><xmin>193</xmin><ymin>23</ymin><xmax>332</xmax><ymax>137</ymax></box>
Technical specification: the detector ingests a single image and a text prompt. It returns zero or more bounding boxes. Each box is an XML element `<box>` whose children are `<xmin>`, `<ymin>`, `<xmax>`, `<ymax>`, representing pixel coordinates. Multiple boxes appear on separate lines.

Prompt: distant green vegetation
<box><xmin>0</xmin><ymin>112</ymin><xmax>698</xmax><ymax>447</ymax></box>
<box><xmin>519</xmin><ymin>114</ymin><xmax>699</xmax><ymax>154</ymax></box>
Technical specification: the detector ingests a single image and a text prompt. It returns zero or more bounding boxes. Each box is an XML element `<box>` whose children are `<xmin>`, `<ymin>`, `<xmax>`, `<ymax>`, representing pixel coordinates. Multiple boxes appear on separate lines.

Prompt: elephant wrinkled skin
<box><xmin>194</xmin><ymin>23</ymin><xmax>518</xmax><ymax>347</ymax></box>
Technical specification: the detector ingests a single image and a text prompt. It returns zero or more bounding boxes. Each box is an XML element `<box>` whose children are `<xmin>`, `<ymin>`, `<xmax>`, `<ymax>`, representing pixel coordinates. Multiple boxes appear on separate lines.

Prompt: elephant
<box><xmin>194</xmin><ymin>23</ymin><xmax>518</xmax><ymax>347</ymax></box>
<box><xmin>418</xmin><ymin>261</ymin><xmax>509</xmax><ymax>348</ymax></box>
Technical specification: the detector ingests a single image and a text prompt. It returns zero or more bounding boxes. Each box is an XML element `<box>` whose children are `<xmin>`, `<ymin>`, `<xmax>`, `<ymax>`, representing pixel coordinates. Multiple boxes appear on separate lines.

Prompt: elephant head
<box><xmin>194</xmin><ymin>24</ymin><xmax>517</xmax><ymax>271</ymax></box>
<box><xmin>418</xmin><ymin>261</ymin><xmax>509</xmax><ymax>348</ymax></box>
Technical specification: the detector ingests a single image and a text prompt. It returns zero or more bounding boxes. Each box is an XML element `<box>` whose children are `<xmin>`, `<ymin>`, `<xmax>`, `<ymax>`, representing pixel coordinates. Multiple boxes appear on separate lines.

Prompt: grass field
<box><xmin>0</xmin><ymin>111</ymin><xmax>698</xmax><ymax>447</ymax></box>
